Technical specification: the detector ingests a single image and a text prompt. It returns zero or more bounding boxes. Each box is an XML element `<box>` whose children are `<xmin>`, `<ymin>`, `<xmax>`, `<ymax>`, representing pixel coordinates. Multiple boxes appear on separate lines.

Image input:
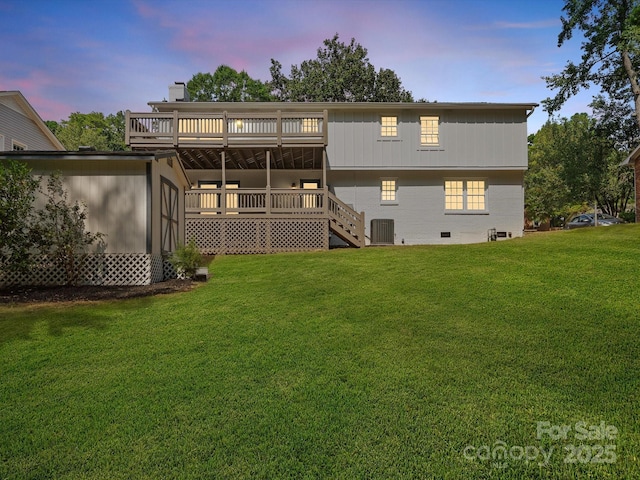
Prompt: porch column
<box><xmin>322</xmin><ymin>148</ymin><xmax>327</xmax><ymax>189</ymax></box>
<box><xmin>266</xmin><ymin>150</ymin><xmax>271</xmax><ymax>214</ymax></box>
<box><xmin>323</xmin><ymin>148</ymin><xmax>328</xmax><ymax>214</ymax></box>
<box><xmin>221</xmin><ymin>150</ymin><xmax>226</xmax><ymax>214</ymax></box>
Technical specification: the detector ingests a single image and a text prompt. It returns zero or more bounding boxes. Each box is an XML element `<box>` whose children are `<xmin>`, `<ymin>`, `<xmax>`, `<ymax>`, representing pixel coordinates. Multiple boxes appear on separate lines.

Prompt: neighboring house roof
<box><xmin>621</xmin><ymin>143</ymin><xmax>640</xmax><ymax>165</ymax></box>
<box><xmin>0</xmin><ymin>90</ymin><xmax>65</xmax><ymax>150</ymax></box>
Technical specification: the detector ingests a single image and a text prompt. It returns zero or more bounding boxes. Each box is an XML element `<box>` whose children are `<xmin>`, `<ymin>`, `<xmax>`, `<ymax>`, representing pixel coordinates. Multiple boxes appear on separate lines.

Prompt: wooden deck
<box><xmin>184</xmin><ymin>187</ymin><xmax>365</xmax><ymax>252</ymax></box>
<box><xmin>126</xmin><ymin>110</ymin><xmax>328</xmax><ymax>149</ymax></box>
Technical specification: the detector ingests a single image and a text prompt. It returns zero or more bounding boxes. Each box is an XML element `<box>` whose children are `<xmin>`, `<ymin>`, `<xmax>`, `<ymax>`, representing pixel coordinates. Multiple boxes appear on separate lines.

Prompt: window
<box><xmin>301</xmin><ymin>118</ymin><xmax>319</xmax><ymax>133</ymax></box>
<box><xmin>381</xmin><ymin>179</ymin><xmax>397</xmax><ymax>202</ymax></box>
<box><xmin>445</xmin><ymin>180</ymin><xmax>486</xmax><ymax>212</ymax></box>
<box><xmin>12</xmin><ymin>140</ymin><xmax>26</xmax><ymax>151</ymax></box>
<box><xmin>380</xmin><ymin>116</ymin><xmax>397</xmax><ymax>137</ymax></box>
<box><xmin>466</xmin><ymin>180</ymin><xmax>486</xmax><ymax>210</ymax></box>
<box><xmin>420</xmin><ymin>116</ymin><xmax>439</xmax><ymax>145</ymax></box>
<box><xmin>301</xmin><ymin>179</ymin><xmax>320</xmax><ymax>209</ymax></box>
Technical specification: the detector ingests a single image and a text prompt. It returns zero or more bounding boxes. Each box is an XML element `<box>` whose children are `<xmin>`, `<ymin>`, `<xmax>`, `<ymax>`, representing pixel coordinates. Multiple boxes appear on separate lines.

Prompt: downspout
<box><xmin>526</xmin><ymin>106</ymin><xmax>536</xmax><ymax>118</ymax></box>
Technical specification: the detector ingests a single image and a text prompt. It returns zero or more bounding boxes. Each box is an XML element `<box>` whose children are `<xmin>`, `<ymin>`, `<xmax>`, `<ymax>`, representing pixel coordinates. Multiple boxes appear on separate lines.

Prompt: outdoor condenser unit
<box><xmin>371</xmin><ymin>219</ymin><xmax>394</xmax><ymax>245</ymax></box>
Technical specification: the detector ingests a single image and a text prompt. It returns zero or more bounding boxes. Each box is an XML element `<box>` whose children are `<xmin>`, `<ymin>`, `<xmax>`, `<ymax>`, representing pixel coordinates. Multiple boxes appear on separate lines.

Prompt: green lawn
<box><xmin>1</xmin><ymin>226</ymin><xmax>639</xmax><ymax>479</ymax></box>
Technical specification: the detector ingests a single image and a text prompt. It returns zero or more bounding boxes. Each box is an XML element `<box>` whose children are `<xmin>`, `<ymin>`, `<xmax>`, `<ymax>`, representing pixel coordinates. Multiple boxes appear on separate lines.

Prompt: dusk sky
<box><xmin>1</xmin><ymin>0</ymin><xmax>592</xmax><ymax>134</ymax></box>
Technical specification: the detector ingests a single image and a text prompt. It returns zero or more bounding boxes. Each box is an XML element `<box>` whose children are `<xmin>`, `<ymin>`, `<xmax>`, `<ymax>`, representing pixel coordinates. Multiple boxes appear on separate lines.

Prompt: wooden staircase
<box><xmin>327</xmin><ymin>192</ymin><xmax>365</xmax><ymax>248</ymax></box>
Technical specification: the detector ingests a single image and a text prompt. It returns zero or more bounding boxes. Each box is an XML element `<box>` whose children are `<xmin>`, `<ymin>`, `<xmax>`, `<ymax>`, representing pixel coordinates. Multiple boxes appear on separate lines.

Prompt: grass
<box><xmin>1</xmin><ymin>225</ymin><xmax>639</xmax><ymax>479</ymax></box>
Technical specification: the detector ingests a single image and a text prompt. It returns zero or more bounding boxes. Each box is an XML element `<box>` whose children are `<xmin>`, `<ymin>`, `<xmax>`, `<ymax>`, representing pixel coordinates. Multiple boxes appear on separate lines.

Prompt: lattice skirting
<box><xmin>187</xmin><ymin>217</ymin><xmax>329</xmax><ymax>254</ymax></box>
<box><xmin>0</xmin><ymin>254</ymin><xmax>176</xmax><ymax>287</ymax></box>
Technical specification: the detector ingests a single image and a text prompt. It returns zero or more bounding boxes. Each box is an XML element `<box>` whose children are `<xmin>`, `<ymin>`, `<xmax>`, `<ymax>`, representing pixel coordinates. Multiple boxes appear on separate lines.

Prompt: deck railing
<box><xmin>185</xmin><ymin>187</ymin><xmax>365</xmax><ymax>247</ymax></box>
<box><xmin>126</xmin><ymin>110</ymin><xmax>328</xmax><ymax>148</ymax></box>
<box><xmin>185</xmin><ymin>188</ymin><xmax>326</xmax><ymax>215</ymax></box>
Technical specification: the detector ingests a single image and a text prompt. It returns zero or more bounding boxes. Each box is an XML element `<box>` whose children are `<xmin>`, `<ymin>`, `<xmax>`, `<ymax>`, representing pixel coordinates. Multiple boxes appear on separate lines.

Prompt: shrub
<box><xmin>0</xmin><ymin>160</ymin><xmax>40</xmax><ymax>274</ymax></box>
<box><xmin>32</xmin><ymin>174</ymin><xmax>105</xmax><ymax>286</ymax></box>
<box><xmin>169</xmin><ymin>238</ymin><xmax>203</xmax><ymax>279</ymax></box>
<box><xmin>620</xmin><ymin>209</ymin><xmax>636</xmax><ymax>223</ymax></box>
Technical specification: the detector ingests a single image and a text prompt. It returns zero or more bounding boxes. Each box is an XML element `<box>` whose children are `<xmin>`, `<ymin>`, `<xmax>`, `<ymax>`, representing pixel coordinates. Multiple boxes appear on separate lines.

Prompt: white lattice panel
<box><xmin>163</xmin><ymin>259</ymin><xmax>178</xmax><ymax>280</ymax></box>
<box><xmin>186</xmin><ymin>217</ymin><xmax>328</xmax><ymax>254</ymax></box>
<box><xmin>0</xmin><ymin>254</ymin><xmax>167</xmax><ymax>287</ymax></box>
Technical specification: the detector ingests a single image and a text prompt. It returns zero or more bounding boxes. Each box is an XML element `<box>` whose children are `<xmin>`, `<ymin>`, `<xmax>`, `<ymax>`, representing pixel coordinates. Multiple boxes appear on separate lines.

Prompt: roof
<box><xmin>0</xmin><ymin>150</ymin><xmax>178</xmax><ymax>162</ymax></box>
<box><xmin>621</xmin><ymin>143</ymin><xmax>640</xmax><ymax>165</ymax></box>
<box><xmin>148</xmin><ymin>100</ymin><xmax>539</xmax><ymax>113</ymax></box>
<box><xmin>0</xmin><ymin>91</ymin><xmax>65</xmax><ymax>150</ymax></box>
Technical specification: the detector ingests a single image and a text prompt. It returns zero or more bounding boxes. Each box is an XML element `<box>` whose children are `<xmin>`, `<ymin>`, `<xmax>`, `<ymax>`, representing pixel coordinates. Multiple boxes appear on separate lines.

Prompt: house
<box><xmin>0</xmin><ymin>91</ymin><xmax>65</xmax><ymax>151</ymax></box>
<box><xmin>1</xmin><ymin>86</ymin><xmax>536</xmax><ymax>286</ymax></box>
<box><xmin>126</xmin><ymin>83</ymin><xmax>537</xmax><ymax>253</ymax></box>
<box><xmin>621</xmin><ymin>145</ymin><xmax>640</xmax><ymax>223</ymax></box>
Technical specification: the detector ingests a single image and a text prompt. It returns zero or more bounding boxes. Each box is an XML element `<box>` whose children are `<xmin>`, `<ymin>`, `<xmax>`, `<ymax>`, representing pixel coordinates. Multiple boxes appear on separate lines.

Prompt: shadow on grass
<box><xmin>0</xmin><ymin>296</ymin><xmax>156</xmax><ymax>346</ymax></box>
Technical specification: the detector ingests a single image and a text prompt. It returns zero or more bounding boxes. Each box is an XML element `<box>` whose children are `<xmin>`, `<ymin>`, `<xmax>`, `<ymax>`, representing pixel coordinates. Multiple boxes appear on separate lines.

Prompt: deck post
<box><xmin>276</xmin><ymin>110</ymin><xmax>282</xmax><ymax>146</ymax></box>
<box><xmin>125</xmin><ymin>110</ymin><xmax>131</xmax><ymax>146</ymax></box>
<box><xmin>266</xmin><ymin>150</ymin><xmax>271</xmax><ymax>214</ymax></box>
<box><xmin>222</xmin><ymin>111</ymin><xmax>228</xmax><ymax>147</ymax></box>
<box><xmin>322</xmin><ymin>148</ymin><xmax>327</xmax><ymax>189</ymax></box>
<box><xmin>322</xmin><ymin>149</ymin><xmax>328</xmax><ymax>215</ymax></box>
<box><xmin>221</xmin><ymin>150</ymin><xmax>226</xmax><ymax>214</ymax></box>
<box><xmin>173</xmin><ymin>110</ymin><xmax>179</xmax><ymax>146</ymax></box>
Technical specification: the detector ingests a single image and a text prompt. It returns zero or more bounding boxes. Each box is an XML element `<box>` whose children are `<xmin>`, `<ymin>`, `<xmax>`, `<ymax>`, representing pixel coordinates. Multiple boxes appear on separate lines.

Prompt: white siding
<box><xmin>27</xmin><ymin>160</ymin><xmax>149</xmax><ymax>253</ymax></box>
<box><xmin>327</xmin><ymin>109</ymin><xmax>528</xmax><ymax>170</ymax></box>
<box><xmin>0</xmin><ymin>104</ymin><xmax>60</xmax><ymax>151</ymax></box>
<box><xmin>329</xmin><ymin>170</ymin><xmax>524</xmax><ymax>245</ymax></box>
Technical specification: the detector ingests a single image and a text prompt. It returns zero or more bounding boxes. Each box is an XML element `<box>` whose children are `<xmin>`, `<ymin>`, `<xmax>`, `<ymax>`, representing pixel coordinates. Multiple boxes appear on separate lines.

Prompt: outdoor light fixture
<box><xmin>235</xmin><ymin>119</ymin><xmax>243</xmax><ymax>129</ymax></box>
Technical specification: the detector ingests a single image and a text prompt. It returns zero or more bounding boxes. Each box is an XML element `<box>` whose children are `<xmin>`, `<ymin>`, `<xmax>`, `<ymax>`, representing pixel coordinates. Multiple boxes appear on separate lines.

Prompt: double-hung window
<box><xmin>445</xmin><ymin>180</ymin><xmax>486</xmax><ymax>212</ymax></box>
<box><xmin>380</xmin><ymin>116</ymin><xmax>398</xmax><ymax>137</ymax></box>
<box><xmin>381</xmin><ymin>178</ymin><xmax>397</xmax><ymax>203</ymax></box>
<box><xmin>420</xmin><ymin>116</ymin><xmax>439</xmax><ymax>146</ymax></box>
<box><xmin>302</xmin><ymin>118</ymin><xmax>319</xmax><ymax>133</ymax></box>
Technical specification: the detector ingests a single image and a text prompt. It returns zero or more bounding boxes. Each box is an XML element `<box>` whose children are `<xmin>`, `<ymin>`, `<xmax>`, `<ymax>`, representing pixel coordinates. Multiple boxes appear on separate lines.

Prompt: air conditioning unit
<box><xmin>371</xmin><ymin>219</ymin><xmax>394</xmax><ymax>245</ymax></box>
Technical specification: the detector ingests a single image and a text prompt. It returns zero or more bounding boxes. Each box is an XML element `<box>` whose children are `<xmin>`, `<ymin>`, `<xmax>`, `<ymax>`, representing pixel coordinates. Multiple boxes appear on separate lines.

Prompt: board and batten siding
<box><xmin>326</xmin><ymin>109</ymin><xmax>528</xmax><ymax>170</ymax></box>
<box><xmin>0</xmin><ymin>103</ymin><xmax>59</xmax><ymax>151</ymax></box>
<box><xmin>25</xmin><ymin>159</ymin><xmax>150</xmax><ymax>253</ymax></box>
<box><xmin>329</xmin><ymin>170</ymin><xmax>524</xmax><ymax>245</ymax></box>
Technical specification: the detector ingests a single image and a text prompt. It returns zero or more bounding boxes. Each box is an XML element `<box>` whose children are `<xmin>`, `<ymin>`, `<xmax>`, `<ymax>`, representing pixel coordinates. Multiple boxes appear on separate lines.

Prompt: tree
<box><xmin>50</xmin><ymin>112</ymin><xmax>127</xmax><ymax>151</ymax></box>
<box><xmin>543</xmin><ymin>0</ymin><xmax>640</xmax><ymax>131</ymax></box>
<box><xmin>526</xmin><ymin>114</ymin><xmax>634</xmax><ymax>220</ymax></box>
<box><xmin>0</xmin><ymin>160</ymin><xmax>40</xmax><ymax>274</ymax></box>
<box><xmin>187</xmin><ymin>66</ymin><xmax>274</xmax><ymax>102</ymax></box>
<box><xmin>269</xmin><ymin>34</ymin><xmax>413</xmax><ymax>102</ymax></box>
<box><xmin>525</xmin><ymin>129</ymin><xmax>571</xmax><ymax>223</ymax></box>
<box><xmin>32</xmin><ymin>174</ymin><xmax>105</xmax><ymax>286</ymax></box>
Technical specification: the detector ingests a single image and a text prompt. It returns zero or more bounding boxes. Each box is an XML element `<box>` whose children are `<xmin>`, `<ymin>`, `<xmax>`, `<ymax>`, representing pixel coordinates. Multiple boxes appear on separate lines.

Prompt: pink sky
<box><xmin>0</xmin><ymin>0</ymin><xmax>591</xmax><ymax>133</ymax></box>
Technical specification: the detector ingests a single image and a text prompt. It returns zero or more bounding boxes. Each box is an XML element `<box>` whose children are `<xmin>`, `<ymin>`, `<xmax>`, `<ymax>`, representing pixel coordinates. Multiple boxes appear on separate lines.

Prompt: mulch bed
<box><xmin>0</xmin><ymin>279</ymin><xmax>197</xmax><ymax>304</ymax></box>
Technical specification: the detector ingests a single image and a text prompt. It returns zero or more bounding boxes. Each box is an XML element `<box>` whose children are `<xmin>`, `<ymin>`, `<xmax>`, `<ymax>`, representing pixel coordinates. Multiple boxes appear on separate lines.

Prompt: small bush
<box><xmin>169</xmin><ymin>238</ymin><xmax>203</xmax><ymax>279</ymax></box>
<box><xmin>620</xmin><ymin>209</ymin><xmax>636</xmax><ymax>223</ymax></box>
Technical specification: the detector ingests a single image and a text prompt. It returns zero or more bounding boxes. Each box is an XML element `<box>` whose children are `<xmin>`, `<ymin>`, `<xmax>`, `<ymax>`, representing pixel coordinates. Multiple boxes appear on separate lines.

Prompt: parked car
<box><xmin>563</xmin><ymin>213</ymin><xmax>626</xmax><ymax>230</ymax></box>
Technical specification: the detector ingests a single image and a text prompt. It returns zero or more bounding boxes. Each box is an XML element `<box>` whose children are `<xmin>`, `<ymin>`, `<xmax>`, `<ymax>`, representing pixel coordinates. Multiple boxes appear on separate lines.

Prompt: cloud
<box><xmin>494</xmin><ymin>19</ymin><xmax>560</xmax><ymax>29</ymax></box>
